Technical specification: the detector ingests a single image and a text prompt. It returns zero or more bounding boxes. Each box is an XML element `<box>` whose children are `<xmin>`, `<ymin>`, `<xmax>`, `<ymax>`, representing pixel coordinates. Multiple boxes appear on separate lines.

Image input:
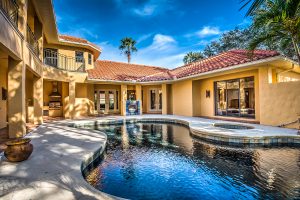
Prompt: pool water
<box><xmin>83</xmin><ymin>122</ymin><xmax>300</xmax><ymax>200</ymax></box>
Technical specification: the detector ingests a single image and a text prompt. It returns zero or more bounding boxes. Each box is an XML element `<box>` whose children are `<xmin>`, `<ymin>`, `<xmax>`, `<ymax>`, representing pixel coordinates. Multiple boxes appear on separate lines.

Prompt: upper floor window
<box><xmin>88</xmin><ymin>53</ymin><xmax>92</xmax><ymax>65</ymax></box>
<box><xmin>75</xmin><ymin>51</ymin><xmax>84</xmax><ymax>63</ymax></box>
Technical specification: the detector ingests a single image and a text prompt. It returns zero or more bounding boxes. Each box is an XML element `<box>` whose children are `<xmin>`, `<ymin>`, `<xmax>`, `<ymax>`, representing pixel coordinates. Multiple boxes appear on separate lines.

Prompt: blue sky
<box><xmin>53</xmin><ymin>0</ymin><xmax>251</xmax><ymax>68</ymax></box>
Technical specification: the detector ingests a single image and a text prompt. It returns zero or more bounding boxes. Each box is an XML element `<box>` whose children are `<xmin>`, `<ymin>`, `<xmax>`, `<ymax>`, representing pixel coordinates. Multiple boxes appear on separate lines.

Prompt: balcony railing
<box><xmin>0</xmin><ymin>0</ymin><xmax>19</xmax><ymax>28</ymax></box>
<box><xmin>43</xmin><ymin>49</ymin><xmax>86</xmax><ymax>72</ymax></box>
<box><xmin>26</xmin><ymin>24</ymin><xmax>40</xmax><ymax>58</ymax></box>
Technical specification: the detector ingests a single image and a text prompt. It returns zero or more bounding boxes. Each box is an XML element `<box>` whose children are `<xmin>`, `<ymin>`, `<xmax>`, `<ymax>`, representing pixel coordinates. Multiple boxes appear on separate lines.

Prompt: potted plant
<box><xmin>4</xmin><ymin>138</ymin><xmax>33</xmax><ymax>162</ymax></box>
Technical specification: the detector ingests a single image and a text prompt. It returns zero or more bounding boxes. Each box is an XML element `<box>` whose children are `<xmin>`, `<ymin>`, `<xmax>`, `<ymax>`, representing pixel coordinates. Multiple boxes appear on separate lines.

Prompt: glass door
<box><xmin>96</xmin><ymin>90</ymin><xmax>119</xmax><ymax>114</ymax></box>
<box><xmin>99</xmin><ymin>91</ymin><xmax>106</xmax><ymax>113</ymax></box>
<box><xmin>149</xmin><ymin>89</ymin><xmax>162</xmax><ymax>112</ymax></box>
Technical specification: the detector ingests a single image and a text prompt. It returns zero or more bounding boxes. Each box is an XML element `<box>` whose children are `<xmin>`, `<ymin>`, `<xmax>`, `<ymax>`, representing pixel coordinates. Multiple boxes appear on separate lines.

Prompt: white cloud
<box><xmin>137</xmin><ymin>33</ymin><xmax>153</xmax><ymax>44</ymax></box>
<box><xmin>98</xmin><ymin>34</ymin><xmax>185</xmax><ymax>69</ymax></box>
<box><xmin>133</xmin><ymin>4</ymin><xmax>157</xmax><ymax>16</ymax></box>
<box><xmin>197</xmin><ymin>26</ymin><xmax>221</xmax><ymax>37</ymax></box>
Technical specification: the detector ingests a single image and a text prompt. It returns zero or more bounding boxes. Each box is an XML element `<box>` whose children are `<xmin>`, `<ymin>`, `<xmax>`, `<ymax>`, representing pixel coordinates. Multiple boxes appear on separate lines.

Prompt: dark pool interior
<box><xmin>83</xmin><ymin>122</ymin><xmax>300</xmax><ymax>200</ymax></box>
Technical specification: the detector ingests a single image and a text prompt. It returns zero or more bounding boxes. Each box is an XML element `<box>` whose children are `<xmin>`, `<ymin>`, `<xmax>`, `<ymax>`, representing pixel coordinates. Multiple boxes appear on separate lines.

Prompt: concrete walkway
<box><xmin>0</xmin><ymin>115</ymin><xmax>299</xmax><ymax>200</ymax></box>
<box><xmin>0</xmin><ymin>121</ymin><xmax>113</xmax><ymax>200</ymax></box>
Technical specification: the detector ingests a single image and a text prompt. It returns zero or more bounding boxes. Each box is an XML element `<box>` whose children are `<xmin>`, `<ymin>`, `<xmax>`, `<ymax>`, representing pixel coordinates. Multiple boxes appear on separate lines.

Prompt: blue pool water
<box><xmin>83</xmin><ymin>122</ymin><xmax>300</xmax><ymax>200</ymax></box>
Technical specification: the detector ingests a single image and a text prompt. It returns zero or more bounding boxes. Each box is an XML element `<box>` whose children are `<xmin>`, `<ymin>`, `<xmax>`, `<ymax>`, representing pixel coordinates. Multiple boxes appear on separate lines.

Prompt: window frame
<box><xmin>214</xmin><ymin>76</ymin><xmax>255</xmax><ymax>119</ymax></box>
<box><xmin>88</xmin><ymin>53</ymin><xmax>92</xmax><ymax>65</ymax></box>
<box><xmin>75</xmin><ymin>51</ymin><xmax>84</xmax><ymax>63</ymax></box>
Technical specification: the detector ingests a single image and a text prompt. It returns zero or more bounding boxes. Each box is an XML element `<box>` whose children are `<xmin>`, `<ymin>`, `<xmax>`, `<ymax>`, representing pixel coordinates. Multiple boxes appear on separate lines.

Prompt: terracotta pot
<box><xmin>4</xmin><ymin>138</ymin><xmax>33</xmax><ymax>162</ymax></box>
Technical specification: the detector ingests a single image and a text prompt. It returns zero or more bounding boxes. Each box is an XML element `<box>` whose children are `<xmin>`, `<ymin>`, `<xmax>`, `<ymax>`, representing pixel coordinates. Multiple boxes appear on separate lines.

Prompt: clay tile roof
<box><xmin>170</xmin><ymin>49</ymin><xmax>280</xmax><ymax>79</ymax></box>
<box><xmin>59</xmin><ymin>35</ymin><xmax>101</xmax><ymax>51</ymax></box>
<box><xmin>88</xmin><ymin>60</ymin><xmax>172</xmax><ymax>82</ymax></box>
<box><xmin>87</xmin><ymin>49</ymin><xmax>280</xmax><ymax>82</ymax></box>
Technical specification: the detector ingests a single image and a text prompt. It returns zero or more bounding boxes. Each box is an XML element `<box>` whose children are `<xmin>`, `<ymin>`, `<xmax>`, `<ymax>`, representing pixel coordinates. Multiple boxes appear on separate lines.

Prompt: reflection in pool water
<box><xmin>83</xmin><ymin>123</ymin><xmax>300</xmax><ymax>200</ymax></box>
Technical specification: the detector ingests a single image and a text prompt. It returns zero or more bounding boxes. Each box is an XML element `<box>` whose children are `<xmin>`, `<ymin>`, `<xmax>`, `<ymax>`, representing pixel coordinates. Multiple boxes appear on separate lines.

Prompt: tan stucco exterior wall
<box><xmin>0</xmin><ymin>59</ymin><xmax>8</xmax><ymax>129</ymax></box>
<box><xmin>259</xmin><ymin>67</ymin><xmax>300</xmax><ymax>128</ymax></box>
<box><xmin>172</xmin><ymin>80</ymin><xmax>193</xmax><ymax>116</ymax></box>
<box><xmin>74</xmin><ymin>83</ymin><xmax>95</xmax><ymax>117</ymax></box>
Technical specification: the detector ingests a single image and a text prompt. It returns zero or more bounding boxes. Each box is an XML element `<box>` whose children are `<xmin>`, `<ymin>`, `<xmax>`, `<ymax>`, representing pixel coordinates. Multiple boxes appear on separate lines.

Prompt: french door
<box><xmin>149</xmin><ymin>88</ymin><xmax>162</xmax><ymax>112</ymax></box>
<box><xmin>96</xmin><ymin>90</ymin><xmax>119</xmax><ymax>114</ymax></box>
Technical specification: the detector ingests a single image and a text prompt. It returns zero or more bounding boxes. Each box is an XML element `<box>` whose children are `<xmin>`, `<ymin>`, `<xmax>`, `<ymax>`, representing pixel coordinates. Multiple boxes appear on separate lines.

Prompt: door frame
<box><xmin>148</xmin><ymin>88</ymin><xmax>162</xmax><ymax>112</ymax></box>
<box><xmin>95</xmin><ymin>89</ymin><xmax>119</xmax><ymax>114</ymax></box>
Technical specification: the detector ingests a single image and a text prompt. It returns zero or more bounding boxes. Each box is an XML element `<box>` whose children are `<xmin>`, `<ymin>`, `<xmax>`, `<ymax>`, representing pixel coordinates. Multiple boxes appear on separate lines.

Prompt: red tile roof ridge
<box><xmin>97</xmin><ymin>60</ymin><xmax>168</xmax><ymax>70</ymax></box>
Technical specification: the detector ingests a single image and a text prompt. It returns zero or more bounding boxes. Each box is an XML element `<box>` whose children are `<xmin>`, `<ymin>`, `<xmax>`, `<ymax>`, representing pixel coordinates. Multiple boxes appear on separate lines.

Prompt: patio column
<box><xmin>135</xmin><ymin>85</ymin><xmax>142</xmax><ymax>114</ymax></box>
<box><xmin>69</xmin><ymin>80</ymin><xmax>76</xmax><ymax>119</ymax></box>
<box><xmin>7</xmin><ymin>57</ymin><xmax>26</xmax><ymax>138</ymax></box>
<box><xmin>33</xmin><ymin>76</ymin><xmax>43</xmax><ymax>124</ymax></box>
<box><xmin>120</xmin><ymin>84</ymin><xmax>127</xmax><ymax>116</ymax></box>
<box><xmin>162</xmin><ymin>84</ymin><xmax>168</xmax><ymax>115</ymax></box>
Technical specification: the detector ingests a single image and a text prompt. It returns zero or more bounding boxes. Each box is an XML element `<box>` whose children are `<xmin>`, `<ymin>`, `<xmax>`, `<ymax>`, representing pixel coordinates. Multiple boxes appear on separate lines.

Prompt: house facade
<box><xmin>0</xmin><ymin>0</ymin><xmax>300</xmax><ymax>139</ymax></box>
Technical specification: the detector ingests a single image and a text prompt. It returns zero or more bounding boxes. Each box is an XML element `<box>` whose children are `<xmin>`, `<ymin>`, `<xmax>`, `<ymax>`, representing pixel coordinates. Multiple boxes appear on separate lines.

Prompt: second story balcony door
<box><xmin>44</xmin><ymin>48</ymin><xmax>58</xmax><ymax>68</ymax></box>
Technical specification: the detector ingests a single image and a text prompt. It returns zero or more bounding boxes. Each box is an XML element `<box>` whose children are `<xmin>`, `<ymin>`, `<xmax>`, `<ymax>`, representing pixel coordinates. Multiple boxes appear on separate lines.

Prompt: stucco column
<box><xmin>69</xmin><ymin>80</ymin><xmax>76</xmax><ymax>119</ymax></box>
<box><xmin>135</xmin><ymin>85</ymin><xmax>142</xmax><ymax>114</ymax></box>
<box><xmin>8</xmin><ymin>57</ymin><xmax>26</xmax><ymax>138</ymax></box>
<box><xmin>33</xmin><ymin>76</ymin><xmax>43</xmax><ymax>124</ymax></box>
<box><xmin>162</xmin><ymin>84</ymin><xmax>168</xmax><ymax>115</ymax></box>
<box><xmin>120</xmin><ymin>84</ymin><xmax>127</xmax><ymax>116</ymax></box>
<box><xmin>62</xmin><ymin>82</ymin><xmax>70</xmax><ymax>118</ymax></box>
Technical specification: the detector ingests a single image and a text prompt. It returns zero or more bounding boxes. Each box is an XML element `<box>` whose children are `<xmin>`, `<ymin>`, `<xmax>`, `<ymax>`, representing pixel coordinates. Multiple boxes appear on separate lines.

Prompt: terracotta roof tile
<box><xmin>59</xmin><ymin>35</ymin><xmax>101</xmax><ymax>51</ymax></box>
<box><xmin>87</xmin><ymin>50</ymin><xmax>280</xmax><ymax>82</ymax></box>
<box><xmin>88</xmin><ymin>60</ymin><xmax>172</xmax><ymax>82</ymax></box>
<box><xmin>170</xmin><ymin>49</ymin><xmax>280</xmax><ymax>79</ymax></box>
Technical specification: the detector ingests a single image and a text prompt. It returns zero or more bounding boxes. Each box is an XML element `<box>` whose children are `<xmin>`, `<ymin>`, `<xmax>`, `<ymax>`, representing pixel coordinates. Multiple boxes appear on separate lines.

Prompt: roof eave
<box><xmin>87</xmin><ymin>55</ymin><xmax>292</xmax><ymax>84</ymax></box>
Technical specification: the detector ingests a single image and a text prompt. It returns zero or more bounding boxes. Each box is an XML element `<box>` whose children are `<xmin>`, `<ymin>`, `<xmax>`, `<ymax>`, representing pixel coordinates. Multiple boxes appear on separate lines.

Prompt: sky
<box><xmin>53</xmin><ymin>0</ymin><xmax>251</xmax><ymax>68</ymax></box>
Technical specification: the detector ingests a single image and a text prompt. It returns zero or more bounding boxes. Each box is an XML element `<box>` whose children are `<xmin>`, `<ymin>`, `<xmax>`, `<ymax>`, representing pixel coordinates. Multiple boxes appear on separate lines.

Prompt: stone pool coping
<box><xmin>73</xmin><ymin>115</ymin><xmax>300</xmax><ymax>146</ymax></box>
<box><xmin>0</xmin><ymin>115</ymin><xmax>299</xmax><ymax>200</ymax></box>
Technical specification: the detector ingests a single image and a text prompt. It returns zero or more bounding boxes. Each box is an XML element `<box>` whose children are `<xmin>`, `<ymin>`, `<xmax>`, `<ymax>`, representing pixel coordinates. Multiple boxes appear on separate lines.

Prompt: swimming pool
<box><xmin>82</xmin><ymin>122</ymin><xmax>300</xmax><ymax>200</ymax></box>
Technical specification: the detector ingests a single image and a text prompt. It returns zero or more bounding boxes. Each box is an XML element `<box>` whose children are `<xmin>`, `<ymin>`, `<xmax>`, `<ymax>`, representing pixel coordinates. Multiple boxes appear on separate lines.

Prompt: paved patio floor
<box><xmin>0</xmin><ymin>115</ymin><xmax>299</xmax><ymax>200</ymax></box>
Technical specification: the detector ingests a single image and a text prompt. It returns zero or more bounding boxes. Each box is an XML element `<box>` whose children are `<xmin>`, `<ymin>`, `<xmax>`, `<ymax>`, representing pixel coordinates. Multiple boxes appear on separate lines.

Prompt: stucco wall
<box><xmin>0</xmin><ymin>59</ymin><xmax>8</xmax><ymax>129</ymax></box>
<box><xmin>259</xmin><ymin>67</ymin><xmax>300</xmax><ymax>128</ymax></box>
<box><xmin>172</xmin><ymin>80</ymin><xmax>193</xmax><ymax>116</ymax></box>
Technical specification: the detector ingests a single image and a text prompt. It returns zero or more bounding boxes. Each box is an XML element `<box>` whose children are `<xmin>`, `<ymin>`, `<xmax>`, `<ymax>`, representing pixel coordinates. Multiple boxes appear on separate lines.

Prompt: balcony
<box><xmin>43</xmin><ymin>48</ymin><xmax>86</xmax><ymax>72</ymax></box>
<box><xmin>0</xmin><ymin>0</ymin><xmax>19</xmax><ymax>28</ymax></box>
<box><xmin>26</xmin><ymin>24</ymin><xmax>40</xmax><ymax>58</ymax></box>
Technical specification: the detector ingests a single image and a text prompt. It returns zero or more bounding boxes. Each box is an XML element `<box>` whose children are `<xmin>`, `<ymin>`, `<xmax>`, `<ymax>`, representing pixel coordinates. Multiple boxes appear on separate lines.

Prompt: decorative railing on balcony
<box><xmin>26</xmin><ymin>24</ymin><xmax>40</xmax><ymax>58</ymax></box>
<box><xmin>43</xmin><ymin>49</ymin><xmax>86</xmax><ymax>72</ymax></box>
<box><xmin>0</xmin><ymin>0</ymin><xmax>19</xmax><ymax>28</ymax></box>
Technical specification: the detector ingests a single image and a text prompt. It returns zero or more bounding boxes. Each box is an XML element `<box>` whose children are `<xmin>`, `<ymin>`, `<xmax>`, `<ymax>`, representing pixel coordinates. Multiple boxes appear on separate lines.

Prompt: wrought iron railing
<box><xmin>26</xmin><ymin>24</ymin><xmax>40</xmax><ymax>58</ymax></box>
<box><xmin>0</xmin><ymin>0</ymin><xmax>19</xmax><ymax>28</ymax></box>
<box><xmin>43</xmin><ymin>49</ymin><xmax>86</xmax><ymax>72</ymax></box>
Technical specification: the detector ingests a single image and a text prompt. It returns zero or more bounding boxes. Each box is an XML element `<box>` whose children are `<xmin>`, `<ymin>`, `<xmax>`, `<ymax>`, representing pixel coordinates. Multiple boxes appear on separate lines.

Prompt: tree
<box><xmin>183</xmin><ymin>52</ymin><xmax>205</xmax><ymax>64</ymax></box>
<box><xmin>240</xmin><ymin>0</ymin><xmax>268</xmax><ymax>16</ymax></box>
<box><xmin>248</xmin><ymin>0</ymin><xmax>300</xmax><ymax>64</ymax></box>
<box><xmin>119</xmin><ymin>37</ymin><xmax>138</xmax><ymax>63</ymax></box>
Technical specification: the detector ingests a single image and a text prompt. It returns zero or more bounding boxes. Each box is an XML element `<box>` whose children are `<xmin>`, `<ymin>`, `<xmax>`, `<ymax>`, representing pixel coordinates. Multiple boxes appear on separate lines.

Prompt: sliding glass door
<box><xmin>215</xmin><ymin>77</ymin><xmax>255</xmax><ymax>118</ymax></box>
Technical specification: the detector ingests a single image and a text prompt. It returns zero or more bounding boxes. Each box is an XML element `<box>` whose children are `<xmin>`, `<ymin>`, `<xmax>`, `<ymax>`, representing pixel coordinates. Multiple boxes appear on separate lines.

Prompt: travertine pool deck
<box><xmin>0</xmin><ymin>115</ymin><xmax>299</xmax><ymax>200</ymax></box>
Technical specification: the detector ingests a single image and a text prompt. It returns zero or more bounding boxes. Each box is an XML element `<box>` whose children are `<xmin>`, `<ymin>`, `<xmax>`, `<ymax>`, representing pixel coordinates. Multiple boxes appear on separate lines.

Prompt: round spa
<box><xmin>82</xmin><ymin>122</ymin><xmax>300</xmax><ymax>200</ymax></box>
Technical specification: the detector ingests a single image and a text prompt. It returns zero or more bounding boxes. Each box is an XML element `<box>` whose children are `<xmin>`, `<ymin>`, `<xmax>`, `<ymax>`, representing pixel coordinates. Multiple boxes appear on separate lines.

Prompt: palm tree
<box><xmin>183</xmin><ymin>52</ymin><xmax>205</xmax><ymax>64</ymax></box>
<box><xmin>119</xmin><ymin>37</ymin><xmax>138</xmax><ymax>63</ymax></box>
<box><xmin>240</xmin><ymin>0</ymin><xmax>267</xmax><ymax>16</ymax></box>
<box><xmin>247</xmin><ymin>0</ymin><xmax>300</xmax><ymax>64</ymax></box>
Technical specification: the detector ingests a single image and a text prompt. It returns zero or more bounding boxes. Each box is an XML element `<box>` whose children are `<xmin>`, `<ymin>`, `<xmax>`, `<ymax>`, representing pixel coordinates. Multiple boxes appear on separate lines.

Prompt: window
<box><xmin>75</xmin><ymin>51</ymin><xmax>84</xmax><ymax>63</ymax></box>
<box><xmin>88</xmin><ymin>53</ymin><xmax>92</xmax><ymax>65</ymax></box>
<box><xmin>215</xmin><ymin>76</ymin><xmax>255</xmax><ymax>118</ymax></box>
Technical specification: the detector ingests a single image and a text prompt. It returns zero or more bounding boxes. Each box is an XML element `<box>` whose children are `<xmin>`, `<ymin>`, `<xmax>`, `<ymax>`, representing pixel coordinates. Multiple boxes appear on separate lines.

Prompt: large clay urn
<box><xmin>4</xmin><ymin>138</ymin><xmax>33</xmax><ymax>162</ymax></box>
